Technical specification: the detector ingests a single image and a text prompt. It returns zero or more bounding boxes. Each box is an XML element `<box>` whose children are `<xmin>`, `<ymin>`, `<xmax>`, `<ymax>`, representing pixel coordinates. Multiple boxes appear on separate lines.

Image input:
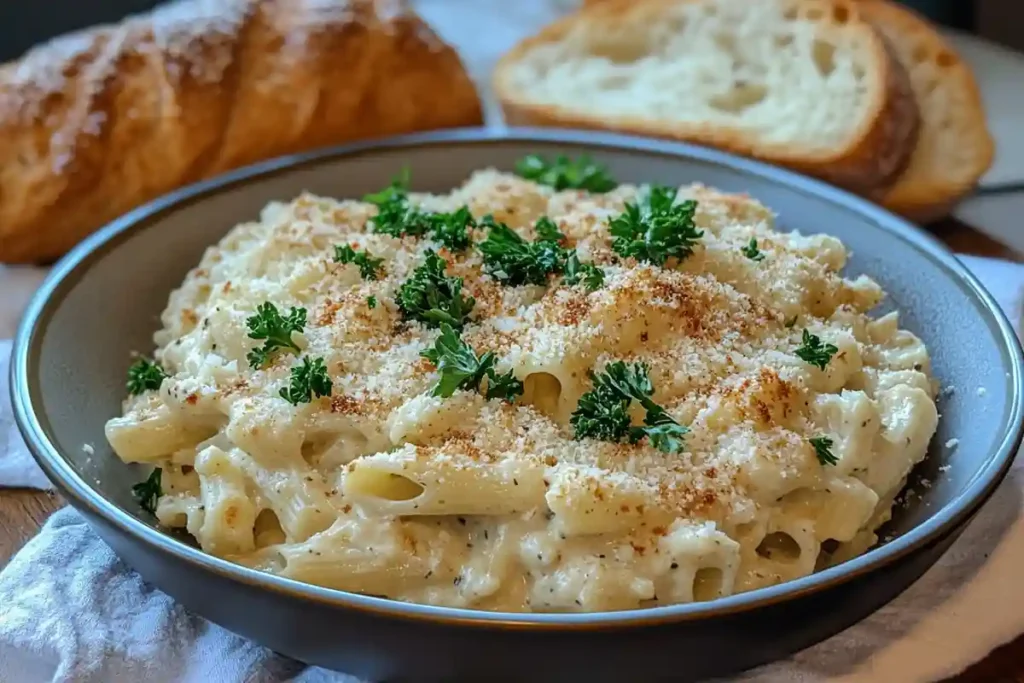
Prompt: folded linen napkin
<box><xmin>1</xmin><ymin>255</ymin><xmax>1023</xmax><ymax>683</ymax></box>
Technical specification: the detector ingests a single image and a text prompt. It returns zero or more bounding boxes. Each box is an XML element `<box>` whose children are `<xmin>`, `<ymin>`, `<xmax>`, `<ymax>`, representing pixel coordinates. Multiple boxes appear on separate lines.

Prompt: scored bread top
<box><xmin>0</xmin><ymin>0</ymin><xmax>484</xmax><ymax>264</ymax></box>
<box><xmin>859</xmin><ymin>0</ymin><xmax>994</xmax><ymax>222</ymax></box>
<box><xmin>495</xmin><ymin>0</ymin><xmax>920</xmax><ymax>196</ymax></box>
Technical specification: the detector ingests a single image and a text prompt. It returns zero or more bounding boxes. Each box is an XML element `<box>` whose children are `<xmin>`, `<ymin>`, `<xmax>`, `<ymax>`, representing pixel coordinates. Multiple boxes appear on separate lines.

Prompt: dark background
<box><xmin>1</xmin><ymin>0</ymin><xmax>1020</xmax><ymax>65</ymax></box>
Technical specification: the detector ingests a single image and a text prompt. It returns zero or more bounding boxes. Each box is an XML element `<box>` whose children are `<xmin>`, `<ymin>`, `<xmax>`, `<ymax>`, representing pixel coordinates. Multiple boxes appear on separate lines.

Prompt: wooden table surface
<box><xmin>1</xmin><ymin>219</ymin><xmax>1022</xmax><ymax>681</ymax></box>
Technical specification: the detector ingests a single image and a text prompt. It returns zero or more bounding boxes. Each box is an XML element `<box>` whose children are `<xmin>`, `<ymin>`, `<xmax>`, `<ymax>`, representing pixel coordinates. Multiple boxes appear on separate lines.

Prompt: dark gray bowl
<box><xmin>11</xmin><ymin>129</ymin><xmax>1024</xmax><ymax>683</ymax></box>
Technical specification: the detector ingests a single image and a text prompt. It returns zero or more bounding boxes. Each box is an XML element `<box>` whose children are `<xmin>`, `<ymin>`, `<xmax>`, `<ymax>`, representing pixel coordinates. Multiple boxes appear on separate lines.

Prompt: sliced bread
<box><xmin>495</xmin><ymin>0</ymin><xmax>920</xmax><ymax>196</ymax></box>
<box><xmin>858</xmin><ymin>1</ymin><xmax>994</xmax><ymax>222</ymax></box>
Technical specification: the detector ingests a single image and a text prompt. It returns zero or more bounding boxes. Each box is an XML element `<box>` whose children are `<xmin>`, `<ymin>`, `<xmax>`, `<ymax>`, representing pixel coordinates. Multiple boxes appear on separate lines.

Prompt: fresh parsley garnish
<box><xmin>246</xmin><ymin>302</ymin><xmax>306</xmax><ymax>368</ymax></box>
<box><xmin>334</xmin><ymin>245</ymin><xmax>384</xmax><ymax>280</ymax></box>
<box><xmin>126</xmin><ymin>358</ymin><xmax>167</xmax><ymax>395</ymax></box>
<box><xmin>570</xmin><ymin>361</ymin><xmax>689</xmax><ymax>453</ymax></box>
<box><xmin>609</xmin><ymin>186</ymin><xmax>702</xmax><ymax>266</ymax></box>
<box><xmin>421</xmin><ymin>323</ymin><xmax>523</xmax><ymax>401</ymax></box>
<box><xmin>641</xmin><ymin>407</ymin><xmax>690</xmax><ymax>455</ymax></box>
<box><xmin>742</xmin><ymin>237</ymin><xmax>765</xmax><ymax>262</ymax></box>
<box><xmin>534</xmin><ymin>216</ymin><xmax>566</xmax><ymax>243</ymax></box>
<box><xmin>427</xmin><ymin>205</ymin><xmax>475</xmax><ymax>251</ymax></box>
<box><xmin>397</xmin><ymin>251</ymin><xmax>476</xmax><ymax>330</ymax></box>
<box><xmin>367</xmin><ymin>295</ymin><xmax>378</xmax><ymax>309</ymax></box>
<box><xmin>514</xmin><ymin>154</ymin><xmax>617</xmax><ymax>193</ymax></box>
<box><xmin>809</xmin><ymin>436</ymin><xmax>838</xmax><ymax>466</ymax></box>
<box><xmin>364</xmin><ymin>170</ymin><xmax>474</xmax><ymax>250</ymax></box>
<box><xmin>484</xmin><ymin>368</ymin><xmax>526</xmax><ymax>402</ymax></box>
<box><xmin>364</xmin><ymin>169</ymin><xmax>434</xmax><ymax>239</ymax></box>
<box><xmin>795</xmin><ymin>329</ymin><xmax>838</xmax><ymax>370</ymax></box>
<box><xmin>132</xmin><ymin>468</ymin><xmax>162</xmax><ymax>514</ymax></box>
<box><xmin>364</xmin><ymin>166</ymin><xmax>412</xmax><ymax>206</ymax></box>
<box><xmin>421</xmin><ymin>323</ymin><xmax>492</xmax><ymax>398</ymax></box>
<box><xmin>279</xmin><ymin>356</ymin><xmax>333</xmax><ymax>405</ymax></box>
<box><xmin>478</xmin><ymin>216</ymin><xmax>567</xmax><ymax>286</ymax></box>
<box><xmin>563</xmin><ymin>251</ymin><xmax>605</xmax><ymax>292</ymax></box>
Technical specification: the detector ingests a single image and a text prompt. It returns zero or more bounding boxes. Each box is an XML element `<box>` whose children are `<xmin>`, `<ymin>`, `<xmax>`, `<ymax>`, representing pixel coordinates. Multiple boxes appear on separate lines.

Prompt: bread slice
<box><xmin>494</xmin><ymin>0</ymin><xmax>920</xmax><ymax>196</ymax></box>
<box><xmin>858</xmin><ymin>1</ymin><xmax>994</xmax><ymax>222</ymax></box>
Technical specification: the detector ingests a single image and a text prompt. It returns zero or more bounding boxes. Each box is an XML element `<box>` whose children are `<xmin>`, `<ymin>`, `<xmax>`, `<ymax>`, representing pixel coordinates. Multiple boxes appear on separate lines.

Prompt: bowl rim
<box><xmin>11</xmin><ymin>126</ymin><xmax>1024</xmax><ymax>629</ymax></box>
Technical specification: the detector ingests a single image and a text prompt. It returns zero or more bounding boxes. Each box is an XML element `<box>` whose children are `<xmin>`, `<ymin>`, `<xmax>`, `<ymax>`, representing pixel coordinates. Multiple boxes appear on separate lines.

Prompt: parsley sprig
<box><xmin>514</xmin><ymin>154</ymin><xmax>617</xmax><ymax>193</ymax></box>
<box><xmin>421</xmin><ymin>324</ymin><xmax>523</xmax><ymax>401</ymax></box>
<box><xmin>279</xmin><ymin>356</ymin><xmax>333</xmax><ymax>405</ymax></box>
<box><xmin>795</xmin><ymin>329</ymin><xmax>838</xmax><ymax>370</ymax></box>
<box><xmin>609</xmin><ymin>186</ymin><xmax>702</xmax><ymax>266</ymax></box>
<box><xmin>534</xmin><ymin>216</ymin><xmax>565</xmax><ymax>243</ymax></box>
<box><xmin>132</xmin><ymin>468</ymin><xmax>162</xmax><ymax>514</ymax></box>
<box><xmin>364</xmin><ymin>170</ymin><xmax>474</xmax><ymax>251</ymax></box>
<box><xmin>478</xmin><ymin>216</ymin><xmax>566</xmax><ymax>286</ymax></box>
<box><xmin>570</xmin><ymin>361</ymin><xmax>689</xmax><ymax>453</ymax></box>
<box><xmin>397</xmin><ymin>251</ymin><xmax>476</xmax><ymax>330</ymax></box>
<box><xmin>809</xmin><ymin>436</ymin><xmax>838</xmax><ymax>466</ymax></box>
<box><xmin>246</xmin><ymin>302</ymin><xmax>306</xmax><ymax>369</ymax></box>
<box><xmin>564</xmin><ymin>251</ymin><xmax>605</xmax><ymax>292</ymax></box>
<box><xmin>427</xmin><ymin>206</ymin><xmax>475</xmax><ymax>252</ymax></box>
<box><xmin>478</xmin><ymin>216</ymin><xmax>604</xmax><ymax>290</ymax></box>
<box><xmin>742</xmin><ymin>237</ymin><xmax>765</xmax><ymax>262</ymax></box>
<box><xmin>364</xmin><ymin>168</ymin><xmax>433</xmax><ymax>238</ymax></box>
<box><xmin>334</xmin><ymin>245</ymin><xmax>384</xmax><ymax>280</ymax></box>
<box><xmin>127</xmin><ymin>358</ymin><xmax>168</xmax><ymax>395</ymax></box>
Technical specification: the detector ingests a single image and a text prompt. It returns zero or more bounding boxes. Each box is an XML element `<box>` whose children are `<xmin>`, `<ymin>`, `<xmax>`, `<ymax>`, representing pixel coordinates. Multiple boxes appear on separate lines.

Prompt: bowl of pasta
<box><xmin>11</xmin><ymin>128</ymin><xmax>1024</xmax><ymax>682</ymax></box>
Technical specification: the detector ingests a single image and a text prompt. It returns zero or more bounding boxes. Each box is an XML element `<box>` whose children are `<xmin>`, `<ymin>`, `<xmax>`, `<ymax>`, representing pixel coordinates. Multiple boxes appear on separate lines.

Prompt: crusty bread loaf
<box><xmin>0</xmin><ymin>0</ymin><xmax>483</xmax><ymax>264</ymax></box>
<box><xmin>495</xmin><ymin>0</ymin><xmax>920</xmax><ymax>197</ymax></box>
<box><xmin>858</xmin><ymin>1</ymin><xmax>994</xmax><ymax>222</ymax></box>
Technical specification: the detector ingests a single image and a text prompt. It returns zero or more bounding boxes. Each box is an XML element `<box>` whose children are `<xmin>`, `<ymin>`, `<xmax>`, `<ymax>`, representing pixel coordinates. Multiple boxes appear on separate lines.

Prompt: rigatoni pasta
<box><xmin>105</xmin><ymin>159</ymin><xmax>939</xmax><ymax>613</ymax></box>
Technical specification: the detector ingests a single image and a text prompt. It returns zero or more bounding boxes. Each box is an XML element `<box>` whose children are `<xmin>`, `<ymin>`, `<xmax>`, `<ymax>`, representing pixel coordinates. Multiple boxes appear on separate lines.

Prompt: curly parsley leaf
<box><xmin>364</xmin><ymin>169</ymin><xmax>433</xmax><ymax>238</ymax></box>
<box><xmin>421</xmin><ymin>323</ymin><xmax>523</xmax><ymax>401</ymax></box>
<box><xmin>634</xmin><ymin>407</ymin><xmax>690</xmax><ymax>454</ymax></box>
<box><xmin>364</xmin><ymin>171</ymin><xmax>475</xmax><ymax>251</ymax></box>
<box><xmin>571</xmin><ymin>361</ymin><xmax>688</xmax><ymax>453</ymax></box>
<box><xmin>364</xmin><ymin>166</ymin><xmax>411</xmax><ymax>206</ymax></box>
<box><xmin>534</xmin><ymin>216</ymin><xmax>566</xmax><ymax>243</ymax></box>
<box><xmin>367</xmin><ymin>296</ymin><xmax>378</xmax><ymax>309</ymax></box>
<box><xmin>478</xmin><ymin>216</ymin><xmax>567</xmax><ymax>286</ymax></box>
<box><xmin>795</xmin><ymin>329</ymin><xmax>838</xmax><ymax>370</ymax></box>
<box><xmin>421</xmin><ymin>324</ymin><xmax>494</xmax><ymax>398</ymax></box>
<box><xmin>485</xmin><ymin>369</ymin><xmax>525</xmax><ymax>402</ymax></box>
<box><xmin>563</xmin><ymin>251</ymin><xmax>605</xmax><ymax>292</ymax></box>
<box><xmin>427</xmin><ymin>206</ymin><xmax>475</xmax><ymax>252</ymax></box>
<box><xmin>246</xmin><ymin>302</ymin><xmax>306</xmax><ymax>369</ymax></box>
<box><xmin>570</xmin><ymin>374</ymin><xmax>633</xmax><ymax>443</ymax></box>
<box><xmin>601</xmin><ymin>360</ymin><xmax>656</xmax><ymax>405</ymax></box>
<box><xmin>609</xmin><ymin>186</ymin><xmax>702</xmax><ymax>266</ymax></box>
<box><xmin>132</xmin><ymin>468</ymin><xmax>162</xmax><ymax>514</ymax></box>
<box><xmin>334</xmin><ymin>245</ymin><xmax>384</xmax><ymax>280</ymax></box>
<box><xmin>514</xmin><ymin>154</ymin><xmax>617</xmax><ymax>193</ymax></box>
<box><xmin>126</xmin><ymin>357</ymin><xmax>168</xmax><ymax>395</ymax></box>
<box><xmin>279</xmin><ymin>356</ymin><xmax>333</xmax><ymax>405</ymax></box>
<box><xmin>809</xmin><ymin>436</ymin><xmax>838</xmax><ymax>466</ymax></box>
<box><xmin>397</xmin><ymin>251</ymin><xmax>476</xmax><ymax>330</ymax></box>
<box><xmin>742</xmin><ymin>237</ymin><xmax>765</xmax><ymax>262</ymax></box>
